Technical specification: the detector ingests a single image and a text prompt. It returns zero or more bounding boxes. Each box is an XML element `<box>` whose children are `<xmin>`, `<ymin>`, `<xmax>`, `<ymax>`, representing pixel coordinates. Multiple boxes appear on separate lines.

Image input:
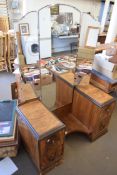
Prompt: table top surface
<box><xmin>18</xmin><ymin>100</ymin><xmax>64</xmax><ymax>138</ymax></box>
<box><xmin>76</xmin><ymin>84</ymin><xmax>115</xmax><ymax>106</ymax></box>
<box><xmin>57</xmin><ymin>72</ymin><xmax>75</xmax><ymax>87</ymax></box>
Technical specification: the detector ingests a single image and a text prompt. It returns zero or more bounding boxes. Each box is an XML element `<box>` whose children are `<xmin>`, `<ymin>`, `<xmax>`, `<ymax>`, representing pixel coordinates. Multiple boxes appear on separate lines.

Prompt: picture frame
<box><xmin>50</xmin><ymin>5</ymin><xmax>59</xmax><ymax>15</ymax></box>
<box><xmin>19</xmin><ymin>23</ymin><xmax>30</xmax><ymax>35</ymax></box>
<box><xmin>85</xmin><ymin>26</ymin><xmax>100</xmax><ymax>48</ymax></box>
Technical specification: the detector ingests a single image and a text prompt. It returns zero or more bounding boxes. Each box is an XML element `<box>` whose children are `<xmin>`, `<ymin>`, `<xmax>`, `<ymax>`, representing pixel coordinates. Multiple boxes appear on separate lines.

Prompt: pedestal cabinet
<box><xmin>90</xmin><ymin>69</ymin><xmax>117</xmax><ymax>93</ymax></box>
<box><xmin>72</xmin><ymin>84</ymin><xmax>116</xmax><ymax>140</ymax></box>
<box><xmin>54</xmin><ymin>72</ymin><xmax>116</xmax><ymax>141</ymax></box>
<box><xmin>17</xmin><ymin>100</ymin><xmax>65</xmax><ymax>174</ymax></box>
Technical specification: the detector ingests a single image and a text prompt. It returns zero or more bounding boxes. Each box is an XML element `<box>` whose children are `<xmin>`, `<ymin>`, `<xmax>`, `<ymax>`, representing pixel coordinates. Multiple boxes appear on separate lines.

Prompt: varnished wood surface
<box><xmin>76</xmin><ymin>84</ymin><xmax>114</xmax><ymax>107</ymax></box>
<box><xmin>72</xmin><ymin>90</ymin><xmax>99</xmax><ymax>129</ymax></box>
<box><xmin>18</xmin><ymin>117</ymin><xmax>40</xmax><ymax>169</ymax></box>
<box><xmin>17</xmin><ymin>83</ymin><xmax>37</xmax><ymax>103</ymax></box>
<box><xmin>19</xmin><ymin>100</ymin><xmax>64</xmax><ymax>138</ymax></box>
<box><xmin>56</xmin><ymin>77</ymin><xmax>74</xmax><ymax>107</ymax></box>
<box><xmin>53</xmin><ymin>104</ymin><xmax>90</xmax><ymax>135</ymax></box>
<box><xmin>90</xmin><ymin>72</ymin><xmax>117</xmax><ymax>93</ymax></box>
<box><xmin>17</xmin><ymin>99</ymin><xmax>65</xmax><ymax>173</ymax></box>
<box><xmin>72</xmin><ymin>88</ymin><xmax>116</xmax><ymax>140</ymax></box>
<box><xmin>57</xmin><ymin>72</ymin><xmax>75</xmax><ymax>87</ymax></box>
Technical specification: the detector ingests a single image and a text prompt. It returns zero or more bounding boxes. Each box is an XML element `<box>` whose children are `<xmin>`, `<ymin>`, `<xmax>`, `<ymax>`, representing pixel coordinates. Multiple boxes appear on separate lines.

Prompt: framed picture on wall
<box><xmin>19</xmin><ymin>23</ymin><xmax>30</xmax><ymax>35</ymax></box>
<box><xmin>50</xmin><ymin>5</ymin><xmax>59</xmax><ymax>15</ymax></box>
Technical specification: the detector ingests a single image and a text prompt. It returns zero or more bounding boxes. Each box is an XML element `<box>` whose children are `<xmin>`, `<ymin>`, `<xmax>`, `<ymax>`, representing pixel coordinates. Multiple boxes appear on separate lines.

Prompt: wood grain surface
<box><xmin>76</xmin><ymin>84</ymin><xmax>114</xmax><ymax>107</ymax></box>
<box><xmin>19</xmin><ymin>100</ymin><xmax>64</xmax><ymax>137</ymax></box>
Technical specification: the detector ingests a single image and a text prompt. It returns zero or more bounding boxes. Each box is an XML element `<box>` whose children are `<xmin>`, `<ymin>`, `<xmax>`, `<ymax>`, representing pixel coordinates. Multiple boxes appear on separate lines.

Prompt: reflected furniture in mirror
<box><xmin>85</xmin><ymin>26</ymin><xmax>100</xmax><ymax>48</ymax></box>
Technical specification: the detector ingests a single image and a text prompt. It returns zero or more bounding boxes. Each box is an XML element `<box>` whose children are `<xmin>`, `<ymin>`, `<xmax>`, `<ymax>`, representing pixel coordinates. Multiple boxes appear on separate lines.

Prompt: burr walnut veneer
<box><xmin>54</xmin><ymin>72</ymin><xmax>116</xmax><ymax>141</ymax></box>
<box><xmin>17</xmin><ymin>100</ymin><xmax>65</xmax><ymax>174</ymax></box>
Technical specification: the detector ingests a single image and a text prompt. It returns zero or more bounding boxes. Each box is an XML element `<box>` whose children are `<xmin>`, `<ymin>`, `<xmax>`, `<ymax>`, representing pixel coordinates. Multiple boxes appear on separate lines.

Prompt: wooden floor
<box><xmin>0</xmin><ymin>71</ymin><xmax>117</xmax><ymax>175</ymax></box>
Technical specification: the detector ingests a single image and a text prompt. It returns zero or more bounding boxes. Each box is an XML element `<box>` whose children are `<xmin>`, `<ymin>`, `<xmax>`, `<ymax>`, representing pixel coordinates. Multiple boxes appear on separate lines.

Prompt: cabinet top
<box><xmin>17</xmin><ymin>100</ymin><xmax>65</xmax><ymax>139</ymax></box>
<box><xmin>75</xmin><ymin>84</ymin><xmax>115</xmax><ymax>107</ymax></box>
<box><xmin>57</xmin><ymin>72</ymin><xmax>75</xmax><ymax>87</ymax></box>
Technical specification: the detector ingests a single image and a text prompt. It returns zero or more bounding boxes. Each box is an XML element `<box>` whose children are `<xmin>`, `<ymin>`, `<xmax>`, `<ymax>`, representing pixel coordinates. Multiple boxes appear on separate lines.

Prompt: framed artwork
<box><xmin>19</xmin><ymin>23</ymin><xmax>30</xmax><ymax>35</ymax></box>
<box><xmin>50</xmin><ymin>5</ymin><xmax>59</xmax><ymax>15</ymax></box>
<box><xmin>85</xmin><ymin>26</ymin><xmax>100</xmax><ymax>48</ymax></box>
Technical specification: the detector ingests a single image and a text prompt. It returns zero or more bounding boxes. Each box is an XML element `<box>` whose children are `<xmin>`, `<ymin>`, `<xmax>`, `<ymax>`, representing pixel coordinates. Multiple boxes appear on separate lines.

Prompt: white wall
<box><xmin>23</xmin><ymin>0</ymin><xmax>101</xmax><ymax>20</ymax></box>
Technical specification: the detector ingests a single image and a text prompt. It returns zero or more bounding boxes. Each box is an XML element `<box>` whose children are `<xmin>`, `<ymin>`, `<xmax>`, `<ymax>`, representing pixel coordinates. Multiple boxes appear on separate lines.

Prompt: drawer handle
<box><xmin>46</xmin><ymin>139</ymin><xmax>55</xmax><ymax>144</ymax></box>
<box><xmin>46</xmin><ymin>138</ymin><xmax>58</xmax><ymax>161</ymax></box>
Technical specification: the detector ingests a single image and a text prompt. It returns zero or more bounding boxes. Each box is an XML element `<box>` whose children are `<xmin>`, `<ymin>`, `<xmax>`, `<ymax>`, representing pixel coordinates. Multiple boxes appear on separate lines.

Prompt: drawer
<box><xmin>39</xmin><ymin>130</ymin><xmax>65</xmax><ymax>171</ymax></box>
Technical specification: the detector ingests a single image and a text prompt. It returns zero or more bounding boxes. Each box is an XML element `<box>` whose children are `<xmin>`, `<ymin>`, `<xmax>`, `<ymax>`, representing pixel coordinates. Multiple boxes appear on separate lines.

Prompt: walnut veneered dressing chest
<box><xmin>16</xmin><ymin>99</ymin><xmax>65</xmax><ymax>174</ymax></box>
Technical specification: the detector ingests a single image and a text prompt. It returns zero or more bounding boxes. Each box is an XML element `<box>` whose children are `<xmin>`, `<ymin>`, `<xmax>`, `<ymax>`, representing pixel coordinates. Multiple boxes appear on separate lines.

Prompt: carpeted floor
<box><xmin>0</xmin><ymin>71</ymin><xmax>117</xmax><ymax>175</ymax></box>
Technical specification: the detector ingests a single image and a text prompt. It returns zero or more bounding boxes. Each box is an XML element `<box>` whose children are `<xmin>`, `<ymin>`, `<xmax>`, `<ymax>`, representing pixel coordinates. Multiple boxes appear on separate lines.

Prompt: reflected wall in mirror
<box><xmin>85</xmin><ymin>26</ymin><xmax>100</xmax><ymax>48</ymax></box>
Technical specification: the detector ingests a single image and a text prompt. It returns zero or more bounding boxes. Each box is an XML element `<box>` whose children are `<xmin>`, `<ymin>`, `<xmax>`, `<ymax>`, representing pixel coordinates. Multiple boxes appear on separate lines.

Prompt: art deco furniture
<box><xmin>54</xmin><ymin>72</ymin><xmax>116</xmax><ymax>141</ymax></box>
<box><xmin>0</xmin><ymin>34</ymin><xmax>7</xmax><ymax>71</ymax></box>
<box><xmin>72</xmin><ymin>84</ymin><xmax>115</xmax><ymax>140</ymax></box>
<box><xmin>17</xmin><ymin>99</ymin><xmax>65</xmax><ymax>174</ymax></box>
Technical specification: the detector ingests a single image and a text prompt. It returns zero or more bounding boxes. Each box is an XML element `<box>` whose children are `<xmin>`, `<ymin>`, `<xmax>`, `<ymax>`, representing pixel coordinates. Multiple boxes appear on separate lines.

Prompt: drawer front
<box><xmin>39</xmin><ymin>130</ymin><xmax>65</xmax><ymax>171</ymax></box>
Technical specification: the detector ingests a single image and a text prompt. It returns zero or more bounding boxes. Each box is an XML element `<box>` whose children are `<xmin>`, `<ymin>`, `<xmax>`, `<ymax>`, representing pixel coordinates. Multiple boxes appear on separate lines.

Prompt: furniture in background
<box><xmin>78</xmin><ymin>47</ymin><xmax>95</xmax><ymax>60</ymax></box>
<box><xmin>90</xmin><ymin>69</ymin><xmax>117</xmax><ymax>93</ymax></box>
<box><xmin>52</xmin><ymin>34</ymin><xmax>79</xmax><ymax>53</ymax></box>
<box><xmin>70</xmin><ymin>42</ymin><xmax>78</xmax><ymax>53</ymax></box>
<box><xmin>0</xmin><ymin>100</ymin><xmax>19</xmax><ymax>158</ymax></box>
<box><xmin>0</xmin><ymin>34</ymin><xmax>7</xmax><ymax>71</ymax></box>
<box><xmin>98</xmin><ymin>33</ymin><xmax>106</xmax><ymax>44</ymax></box>
<box><xmin>16</xmin><ymin>32</ymin><xmax>23</xmax><ymax>55</ymax></box>
<box><xmin>7</xmin><ymin>33</ymin><xmax>17</xmax><ymax>72</ymax></box>
<box><xmin>0</xmin><ymin>16</ymin><xmax>9</xmax><ymax>32</ymax></box>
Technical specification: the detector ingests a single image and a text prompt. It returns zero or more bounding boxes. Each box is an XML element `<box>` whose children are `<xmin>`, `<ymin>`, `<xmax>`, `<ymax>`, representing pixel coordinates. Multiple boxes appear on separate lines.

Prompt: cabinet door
<box><xmin>90</xmin><ymin>102</ymin><xmax>115</xmax><ymax>140</ymax></box>
<box><xmin>39</xmin><ymin>130</ymin><xmax>65</xmax><ymax>171</ymax></box>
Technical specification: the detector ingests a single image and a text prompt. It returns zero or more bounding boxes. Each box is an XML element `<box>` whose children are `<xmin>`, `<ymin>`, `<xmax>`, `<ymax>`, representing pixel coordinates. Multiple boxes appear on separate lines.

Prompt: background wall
<box><xmin>23</xmin><ymin>0</ymin><xmax>101</xmax><ymax>20</ymax></box>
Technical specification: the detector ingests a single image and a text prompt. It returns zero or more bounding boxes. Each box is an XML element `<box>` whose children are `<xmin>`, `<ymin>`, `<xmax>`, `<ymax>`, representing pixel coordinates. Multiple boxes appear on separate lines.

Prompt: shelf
<box><xmin>53</xmin><ymin>104</ymin><xmax>90</xmax><ymax>135</ymax></box>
